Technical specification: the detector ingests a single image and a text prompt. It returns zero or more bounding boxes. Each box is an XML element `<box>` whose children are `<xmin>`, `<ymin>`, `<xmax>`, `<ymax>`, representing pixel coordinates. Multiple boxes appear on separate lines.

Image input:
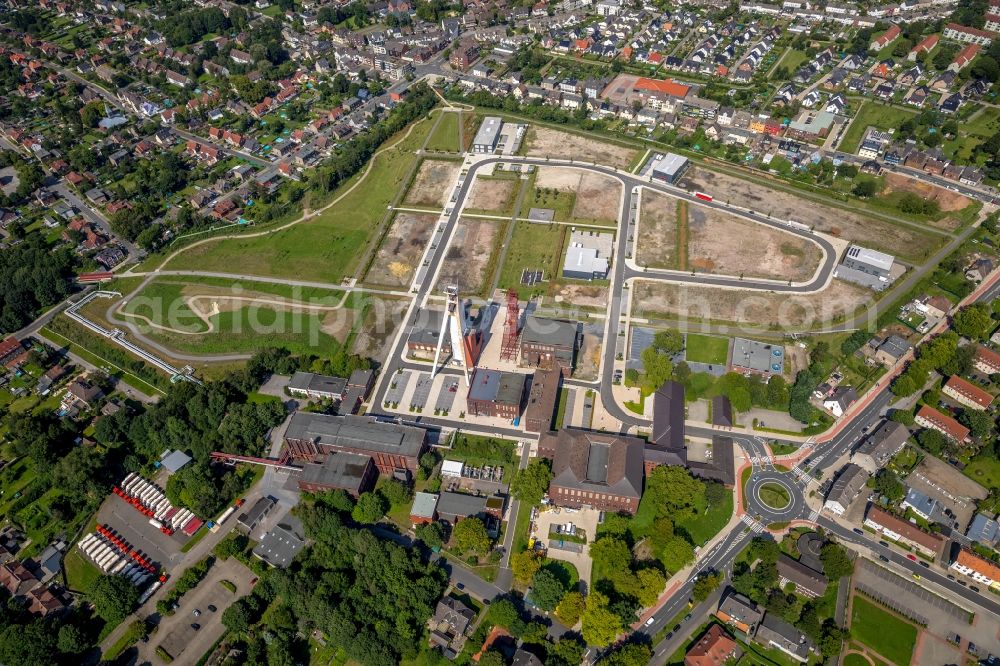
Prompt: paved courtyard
<box><xmin>531</xmin><ymin>506</ymin><xmax>600</xmax><ymax>590</ymax></box>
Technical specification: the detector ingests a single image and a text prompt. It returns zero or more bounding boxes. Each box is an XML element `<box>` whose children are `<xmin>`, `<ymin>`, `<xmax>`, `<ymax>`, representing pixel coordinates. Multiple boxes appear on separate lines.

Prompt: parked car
<box><xmin>645</xmin><ymin>617</ymin><xmax>655</xmax><ymax>627</ymax></box>
<box><xmin>906</xmin><ymin>554</ymin><xmax>917</xmax><ymax>561</ymax></box>
<box><xmin>878</xmin><ymin>555</ymin><xmax>889</xmax><ymax>562</ymax></box>
<box><xmin>191</xmin><ymin>624</ymin><xmax>201</xmax><ymax>631</ymax></box>
<box><xmin>192</xmin><ymin>609</ymin><xmax>201</xmax><ymax>617</ymax></box>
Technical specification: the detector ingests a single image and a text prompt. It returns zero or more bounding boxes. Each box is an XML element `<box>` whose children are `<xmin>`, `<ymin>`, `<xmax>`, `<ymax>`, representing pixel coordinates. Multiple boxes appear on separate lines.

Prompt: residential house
<box><xmin>942</xmin><ymin>375</ymin><xmax>993</xmax><ymax>411</ymax></box>
<box><xmin>776</xmin><ymin>554</ymin><xmax>828</xmax><ymax>597</ymax></box>
<box><xmin>823</xmin><ymin>463</ymin><xmax>869</xmax><ymax>515</ymax></box>
<box><xmin>915</xmin><ymin>404</ymin><xmax>970</xmax><ymax>443</ymax></box>
<box><xmin>864</xmin><ymin>505</ymin><xmax>946</xmax><ymax>557</ymax></box>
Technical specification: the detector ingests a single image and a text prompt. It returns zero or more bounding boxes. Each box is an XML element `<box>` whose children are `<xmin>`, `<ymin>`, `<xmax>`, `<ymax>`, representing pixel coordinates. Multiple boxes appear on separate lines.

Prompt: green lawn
<box><xmin>964</xmin><ymin>455</ymin><xmax>1000</xmax><ymax>491</ymax></box>
<box><xmin>65</xmin><ymin>548</ymin><xmax>102</xmax><ymax>593</ymax></box>
<box><xmin>758</xmin><ymin>482</ymin><xmax>791</xmax><ymax>510</ymax></box>
<box><xmin>425</xmin><ymin>112</ymin><xmax>461</xmax><ymax>152</ymax></box>
<box><xmin>676</xmin><ymin>489</ymin><xmax>734</xmax><ymax>546</ymax></box>
<box><xmin>116</xmin><ymin>275</ymin><xmax>358</xmax><ymax>358</ymax></box>
<box><xmin>497</xmin><ymin>221</ymin><xmax>569</xmax><ymax>296</ymax></box>
<box><xmin>526</xmin><ymin>186</ymin><xmax>576</xmax><ymax>222</ymax></box>
<box><xmin>685</xmin><ymin>333</ymin><xmax>730</xmax><ymax>365</ymax></box>
<box><xmin>778</xmin><ymin>49</ymin><xmax>809</xmax><ymax>75</ymax></box>
<box><xmin>850</xmin><ymin>597</ymin><xmax>918</xmax><ymax>666</ymax></box>
<box><xmin>963</xmin><ymin>106</ymin><xmax>1000</xmax><ymax>138</ymax></box>
<box><xmin>840</xmin><ymin>102</ymin><xmax>918</xmax><ymax>154</ymax></box>
<box><xmin>540</xmin><ymin>558</ymin><xmax>580</xmax><ymax>590</ymax></box>
<box><xmin>630</xmin><ymin>477</ymin><xmax>733</xmax><ymax>547</ymax></box>
<box><xmin>163</xmin><ymin>117</ymin><xmax>434</xmax><ymax>283</ymax></box>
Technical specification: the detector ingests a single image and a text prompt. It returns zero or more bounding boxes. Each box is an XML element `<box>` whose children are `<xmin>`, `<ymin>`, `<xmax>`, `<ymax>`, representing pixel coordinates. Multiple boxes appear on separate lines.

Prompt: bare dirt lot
<box><xmin>436</xmin><ymin>217</ymin><xmax>502</xmax><ymax>295</ymax></box>
<box><xmin>524</xmin><ymin>126</ymin><xmax>639</xmax><ymax>170</ymax></box>
<box><xmin>882</xmin><ymin>172</ymin><xmax>971</xmax><ymax>230</ymax></box>
<box><xmin>403</xmin><ymin>159</ymin><xmax>461</xmax><ymax>208</ymax></box>
<box><xmin>352</xmin><ymin>295</ymin><xmax>408</xmax><ymax>360</ymax></box>
<box><xmin>632</xmin><ymin>279</ymin><xmax>873</xmax><ymax>329</ymax></box>
<box><xmin>552</xmin><ymin>283</ymin><xmax>610</xmax><ymax>308</ymax></box>
<box><xmin>366</xmin><ymin>212</ymin><xmax>437</xmax><ymax>287</ymax></box>
<box><xmin>637</xmin><ymin>190</ymin><xmax>678</xmax><ymax>269</ymax></box>
<box><xmin>466</xmin><ymin>175</ymin><xmax>518</xmax><ymax>213</ymax></box>
<box><xmin>687</xmin><ymin>204</ymin><xmax>822</xmax><ymax>281</ymax></box>
<box><xmin>681</xmin><ymin>167</ymin><xmax>943</xmax><ymax>261</ymax></box>
<box><xmin>534</xmin><ymin>167</ymin><xmax>622</xmax><ymax>222</ymax></box>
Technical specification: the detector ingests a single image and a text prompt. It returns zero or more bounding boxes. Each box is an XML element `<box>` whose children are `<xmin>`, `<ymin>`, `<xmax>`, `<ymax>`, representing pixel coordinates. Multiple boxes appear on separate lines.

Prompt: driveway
<box><xmin>140</xmin><ymin>558</ymin><xmax>256</xmax><ymax>664</ymax></box>
<box><xmin>532</xmin><ymin>507</ymin><xmax>599</xmax><ymax>589</ymax></box>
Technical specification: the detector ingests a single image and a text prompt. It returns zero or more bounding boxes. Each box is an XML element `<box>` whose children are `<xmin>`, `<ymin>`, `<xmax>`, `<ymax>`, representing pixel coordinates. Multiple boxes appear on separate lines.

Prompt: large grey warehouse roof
<box><xmin>521</xmin><ymin>316</ymin><xmax>578</xmax><ymax>347</ymax></box>
<box><xmin>284</xmin><ymin>412</ymin><xmax>426</xmax><ymax>457</ymax></box>
<box><xmin>473</xmin><ymin>116</ymin><xmax>503</xmax><ymax>147</ymax></box>
<box><xmin>652</xmin><ymin>152</ymin><xmax>689</xmax><ymax>177</ymax></box>
<box><xmin>845</xmin><ymin>245</ymin><xmax>894</xmax><ymax>271</ymax></box>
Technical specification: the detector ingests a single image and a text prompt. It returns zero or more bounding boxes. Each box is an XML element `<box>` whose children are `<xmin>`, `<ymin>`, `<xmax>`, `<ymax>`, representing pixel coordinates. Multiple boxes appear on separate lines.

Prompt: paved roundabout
<box><xmin>744</xmin><ymin>470</ymin><xmax>808</xmax><ymax>523</ymax></box>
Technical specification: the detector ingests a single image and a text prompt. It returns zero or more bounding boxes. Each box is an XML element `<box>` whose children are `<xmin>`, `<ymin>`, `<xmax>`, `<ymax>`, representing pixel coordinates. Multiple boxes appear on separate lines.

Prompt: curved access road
<box><xmin>370</xmin><ymin>154</ymin><xmax>840</xmax><ymax>430</ymax></box>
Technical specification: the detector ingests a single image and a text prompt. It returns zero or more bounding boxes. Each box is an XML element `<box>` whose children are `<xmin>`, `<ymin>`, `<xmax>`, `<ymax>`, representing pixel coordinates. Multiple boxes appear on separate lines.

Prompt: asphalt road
<box><xmin>369</xmin><ymin>155</ymin><xmax>840</xmax><ymax>422</ymax></box>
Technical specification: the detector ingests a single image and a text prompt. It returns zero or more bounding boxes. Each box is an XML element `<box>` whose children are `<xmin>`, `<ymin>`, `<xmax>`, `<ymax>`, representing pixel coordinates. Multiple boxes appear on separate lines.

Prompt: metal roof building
<box><xmin>252</xmin><ymin>513</ymin><xmax>306</xmax><ymax>568</ymax></box>
<box><xmin>472</xmin><ymin>116</ymin><xmax>503</xmax><ymax>153</ymax></box>
<box><xmin>283</xmin><ymin>412</ymin><xmax>427</xmax><ymax>474</ymax></box>
<box><xmin>731</xmin><ymin>337</ymin><xmax>784</xmax><ymax>375</ymax></box>
<box><xmin>563</xmin><ymin>230</ymin><xmax>612</xmax><ymax>281</ymax></box>
<box><xmin>651</xmin><ymin>152</ymin><xmax>690</xmax><ymax>183</ymax></box>
<box><xmin>287</xmin><ymin>371</ymin><xmax>348</xmax><ymax>399</ymax></box>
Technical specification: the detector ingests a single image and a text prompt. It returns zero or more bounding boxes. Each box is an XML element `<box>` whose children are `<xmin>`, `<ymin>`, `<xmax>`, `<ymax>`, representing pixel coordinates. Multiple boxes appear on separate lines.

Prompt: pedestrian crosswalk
<box><xmin>740</xmin><ymin>514</ymin><xmax>766</xmax><ymax>534</ymax></box>
<box><xmin>807</xmin><ymin>510</ymin><xmax>819</xmax><ymax>522</ymax></box>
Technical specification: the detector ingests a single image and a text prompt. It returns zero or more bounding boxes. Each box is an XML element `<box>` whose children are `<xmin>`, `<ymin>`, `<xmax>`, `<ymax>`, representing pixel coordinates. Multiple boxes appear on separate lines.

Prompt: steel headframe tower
<box><xmin>500</xmin><ymin>288</ymin><xmax>521</xmax><ymax>362</ymax></box>
<box><xmin>432</xmin><ymin>285</ymin><xmax>474</xmax><ymax>386</ymax></box>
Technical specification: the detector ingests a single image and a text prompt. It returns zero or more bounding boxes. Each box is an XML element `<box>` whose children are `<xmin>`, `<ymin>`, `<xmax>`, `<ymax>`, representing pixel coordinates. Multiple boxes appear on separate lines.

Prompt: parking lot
<box><xmin>93</xmin><ymin>481</ymin><xmax>189</xmax><ymax>570</ymax></box>
<box><xmin>145</xmin><ymin>557</ymin><xmax>256</xmax><ymax>664</ymax></box>
<box><xmin>532</xmin><ymin>506</ymin><xmax>600</xmax><ymax>589</ymax></box>
<box><xmin>855</xmin><ymin>558</ymin><xmax>1000</xmax><ymax>658</ymax></box>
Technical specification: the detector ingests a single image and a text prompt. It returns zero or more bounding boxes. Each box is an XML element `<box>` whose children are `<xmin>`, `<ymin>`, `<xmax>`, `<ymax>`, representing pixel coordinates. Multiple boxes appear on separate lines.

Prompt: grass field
<box><xmin>758</xmin><ymin>482</ymin><xmax>791</xmax><ymax>509</ymax></box>
<box><xmin>65</xmin><ymin>548</ymin><xmax>102</xmax><ymax>592</ymax></box>
<box><xmin>685</xmin><ymin>333</ymin><xmax>730</xmax><ymax>365</ymax></box>
<box><xmin>162</xmin><ymin>117</ymin><xmax>434</xmax><ymax>282</ymax></box>
<box><xmin>497</xmin><ymin>221</ymin><xmax>569</xmax><ymax>296</ymax></box>
<box><xmin>426</xmin><ymin>112</ymin><xmax>461</xmax><ymax>152</ymax></box>
<box><xmin>964</xmin><ymin>455</ymin><xmax>1000</xmax><ymax>492</ymax></box>
<box><xmin>840</xmin><ymin>103</ymin><xmax>918</xmax><ymax>154</ymax></box>
<box><xmin>850</xmin><ymin>597</ymin><xmax>918</xmax><ymax>666</ymax></box>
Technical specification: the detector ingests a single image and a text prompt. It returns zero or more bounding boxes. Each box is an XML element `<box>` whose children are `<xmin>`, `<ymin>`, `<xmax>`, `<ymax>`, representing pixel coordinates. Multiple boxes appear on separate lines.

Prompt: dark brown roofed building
<box><xmin>776</xmin><ymin>554</ymin><xmax>828</xmax><ymax>597</ymax></box>
<box><xmin>519</xmin><ymin>316</ymin><xmax>578</xmax><ymax>375</ymax></box>
<box><xmin>652</xmin><ymin>380</ymin><xmax>686</xmax><ymax>450</ymax></box>
<box><xmin>863</xmin><ymin>505</ymin><xmax>946</xmax><ymax>558</ymax></box>
<box><xmin>540</xmin><ymin>429</ymin><xmax>645</xmax><ymax>514</ymax></box>
<box><xmin>524</xmin><ymin>369</ymin><xmax>561</xmax><ymax>434</ymax></box>
<box><xmin>712</xmin><ymin>395</ymin><xmax>733</xmax><ymax>428</ymax></box>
